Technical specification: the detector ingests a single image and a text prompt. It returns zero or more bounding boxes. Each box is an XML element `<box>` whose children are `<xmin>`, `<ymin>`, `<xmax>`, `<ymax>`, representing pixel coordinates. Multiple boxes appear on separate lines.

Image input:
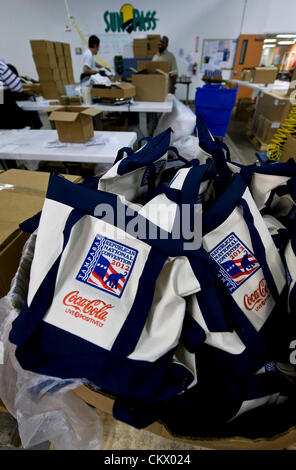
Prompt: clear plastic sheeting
<box><xmin>0</xmin><ymin>234</ymin><xmax>103</xmax><ymax>450</ymax></box>
<box><xmin>153</xmin><ymin>95</ymin><xmax>197</xmax><ymax>144</ymax></box>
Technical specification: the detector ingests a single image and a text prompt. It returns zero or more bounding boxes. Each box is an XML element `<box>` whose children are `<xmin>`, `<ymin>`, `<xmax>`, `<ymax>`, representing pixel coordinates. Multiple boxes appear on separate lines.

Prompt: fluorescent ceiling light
<box><xmin>263</xmin><ymin>44</ymin><xmax>276</xmax><ymax>48</ymax></box>
<box><xmin>277</xmin><ymin>41</ymin><xmax>295</xmax><ymax>45</ymax></box>
<box><xmin>276</xmin><ymin>34</ymin><xmax>296</xmax><ymax>38</ymax></box>
<box><xmin>264</xmin><ymin>39</ymin><xmax>276</xmax><ymax>43</ymax></box>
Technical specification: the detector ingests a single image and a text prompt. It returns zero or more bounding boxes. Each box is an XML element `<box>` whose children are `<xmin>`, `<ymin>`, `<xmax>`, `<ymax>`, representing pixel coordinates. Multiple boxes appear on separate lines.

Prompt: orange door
<box><xmin>232</xmin><ymin>34</ymin><xmax>266</xmax><ymax>101</ymax></box>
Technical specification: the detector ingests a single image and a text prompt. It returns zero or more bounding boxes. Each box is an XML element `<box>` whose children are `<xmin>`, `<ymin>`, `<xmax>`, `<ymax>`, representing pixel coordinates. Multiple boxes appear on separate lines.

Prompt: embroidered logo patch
<box><xmin>209</xmin><ymin>232</ymin><xmax>260</xmax><ymax>293</ymax></box>
<box><xmin>77</xmin><ymin>235</ymin><xmax>138</xmax><ymax>298</ymax></box>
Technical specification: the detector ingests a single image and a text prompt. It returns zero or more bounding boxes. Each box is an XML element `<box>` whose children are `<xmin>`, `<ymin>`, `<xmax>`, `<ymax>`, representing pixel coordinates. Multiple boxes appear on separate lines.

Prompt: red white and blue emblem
<box><xmin>209</xmin><ymin>232</ymin><xmax>260</xmax><ymax>293</ymax></box>
<box><xmin>76</xmin><ymin>235</ymin><xmax>138</xmax><ymax>298</ymax></box>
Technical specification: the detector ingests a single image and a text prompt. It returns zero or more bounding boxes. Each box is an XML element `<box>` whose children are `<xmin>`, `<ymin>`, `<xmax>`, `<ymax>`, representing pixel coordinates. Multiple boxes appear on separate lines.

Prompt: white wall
<box><xmin>0</xmin><ymin>0</ymin><xmax>296</xmax><ymax>101</ymax></box>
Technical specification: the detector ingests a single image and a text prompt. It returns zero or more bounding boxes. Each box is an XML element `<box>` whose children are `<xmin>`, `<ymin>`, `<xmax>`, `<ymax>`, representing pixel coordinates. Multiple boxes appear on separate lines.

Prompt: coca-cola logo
<box><xmin>63</xmin><ymin>290</ymin><xmax>114</xmax><ymax>320</ymax></box>
<box><xmin>243</xmin><ymin>279</ymin><xmax>270</xmax><ymax>311</ymax></box>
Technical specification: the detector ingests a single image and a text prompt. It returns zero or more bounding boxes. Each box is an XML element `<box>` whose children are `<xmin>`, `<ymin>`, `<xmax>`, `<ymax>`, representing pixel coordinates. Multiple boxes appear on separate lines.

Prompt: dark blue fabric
<box><xmin>181</xmin><ymin>313</ymin><xmax>206</xmax><ymax>353</ymax></box>
<box><xmin>112</xmin><ymin>398</ymin><xmax>158</xmax><ymax>428</ymax></box>
<box><xmin>231</xmin><ymin>160</ymin><xmax>296</xmax><ymax>177</ymax></box>
<box><xmin>240</xmin><ymin>198</ymin><xmax>280</xmax><ymax>303</ymax></box>
<box><xmin>203</xmin><ymin>173</ymin><xmax>247</xmax><ymax>235</ymax></box>
<box><xmin>19</xmin><ymin>211</ymin><xmax>42</xmax><ymax>233</ymax></box>
<box><xmin>13</xmin><ymin>322</ymin><xmax>194</xmax><ymax>402</ymax></box>
<box><xmin>111</xmin><ymin>249</ymin><xmax>167</xmax><ymax>356</ymax></box>
<box><xmin>117</xmin><ymin>128</ymin><xmax>171</xmax><ymax>175</ymax></box>
<box><xmin>113</xmin><ymin>146</ymin><xmax>134</xmax><ymax>165</ymax></box>
<box><xmin>195</xmin><ymin>113</ymin><xmax>232</xmax><ymax>180</ymax></box>
<box><xmin>244</xmin><ymin>369</ymin><xmax>288</xmax><ymax>401</ymax></box>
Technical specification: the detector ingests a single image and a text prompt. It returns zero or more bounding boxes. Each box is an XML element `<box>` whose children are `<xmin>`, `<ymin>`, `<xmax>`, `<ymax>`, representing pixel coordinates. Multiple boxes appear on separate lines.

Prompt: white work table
<box><xmin>231</xmin><ymin>79</ymin><xmax>290</xmax><ymax>94</ymax></box>
<box><xmin>16</xmin><ymin>97</ymin><xmax>174</xmax><ymax>136</ymax></box>
<box><xmin>0</xmin><ymin>129</ymin><xmax>137</xmax><ymax>164</ymax></box>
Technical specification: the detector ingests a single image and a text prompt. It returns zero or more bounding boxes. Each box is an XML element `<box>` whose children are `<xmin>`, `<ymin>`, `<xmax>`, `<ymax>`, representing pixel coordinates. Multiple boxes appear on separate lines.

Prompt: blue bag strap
<box><xmin>19</xmin><ymin>211</ymin><xmax>42</xmax><ymax>233</ymax></box>
<box><xmin>117</xmin><ymin>128</ymin><xmax>172</xmax><ymax>176</ymax></box>
<box><xmin>195</xmin><ymin>113</ymin><xmax>232</xmax><ymax>181</ymax></box>
<box><xmin>138</xmin><ymin>136</ymin><xmax>151</xmax><ymax>149</ymax></box>
<box><xmin>113</xmin><ymin>146</ymin><xmax>134</xmax><ymax>165</ymax></box>
<box><xmin>240</xmin><ymin>198</ymin><xmax>280</xmax><ymax>303</ymax></box>
<box><xmin>9</xmin><ymin>209</ymin><xmax>86</xmax><ymax>347</ymax></box>
<box><xmin>167</xmin><ymin>146</ymin><xmax>193</xmax><ymax>166</ymax></box>
<box><xmin>111</xmin><ymin>249</ymin><xmax>167</xmax><ymax>357</ymax></box>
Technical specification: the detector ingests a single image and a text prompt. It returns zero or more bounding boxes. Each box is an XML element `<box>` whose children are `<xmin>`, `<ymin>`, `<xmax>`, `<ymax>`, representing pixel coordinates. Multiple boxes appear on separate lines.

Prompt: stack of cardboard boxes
<box><xmin>250</xmin><ymin>90</ymin><xmax>291</xmax><ymax>146</ymax></box>
<box><xmin>30</xmin><ymin>40</ymin><xmax>75</xmax><ymax>99</ymax></box>
<box><xmin>133</xmin><ymin>35</ymin><xmax>160</xmax><ymax>58</ymax></box>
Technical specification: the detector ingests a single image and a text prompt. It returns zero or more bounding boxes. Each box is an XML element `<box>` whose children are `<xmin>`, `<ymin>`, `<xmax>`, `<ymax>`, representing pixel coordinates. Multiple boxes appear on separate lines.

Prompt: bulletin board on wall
<box><xmin>200</xmin><ymin>39</ymin><xmax>237</xmax><ymax>72</ymax></box>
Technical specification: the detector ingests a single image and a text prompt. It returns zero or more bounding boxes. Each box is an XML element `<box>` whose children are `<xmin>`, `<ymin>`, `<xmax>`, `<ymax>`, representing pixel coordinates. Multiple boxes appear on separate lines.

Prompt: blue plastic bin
<box><xmin>195</xmin><ymin>83</ymin><xmax>238</xmax><ymax>137</ymax></box>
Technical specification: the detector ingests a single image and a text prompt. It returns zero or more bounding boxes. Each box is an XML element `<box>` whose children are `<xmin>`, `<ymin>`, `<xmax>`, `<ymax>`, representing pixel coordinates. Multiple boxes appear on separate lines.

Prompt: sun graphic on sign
<box><xmin>120</xmin><ymin>3</ymin><xmax>134</xmax><ymax>33</ymax></box>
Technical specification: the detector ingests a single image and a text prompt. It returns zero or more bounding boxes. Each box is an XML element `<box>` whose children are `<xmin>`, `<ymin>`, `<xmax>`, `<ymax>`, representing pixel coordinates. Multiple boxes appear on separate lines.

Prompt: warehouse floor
<box><xmin>0</xmin><ymin>117</ymin><xmax>267</xmax><ymax>450</ymax></box>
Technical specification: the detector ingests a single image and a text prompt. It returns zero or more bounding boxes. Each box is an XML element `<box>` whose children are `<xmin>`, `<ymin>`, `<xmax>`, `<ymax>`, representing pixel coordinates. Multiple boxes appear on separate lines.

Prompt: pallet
<box><xmin>246</xmin><ymin>130</ymin><xmax>269</xmax><ymax>151</ymax></box>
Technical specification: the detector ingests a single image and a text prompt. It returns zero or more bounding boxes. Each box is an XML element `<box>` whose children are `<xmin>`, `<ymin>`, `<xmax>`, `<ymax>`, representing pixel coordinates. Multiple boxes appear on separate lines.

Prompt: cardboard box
<box><xmin>147</xmin><ymin>35</ymin><xmax>161</xmax><ymax>40</ymax></box>
<box><xmin>280</xmin><ymin>134</ymin><xmax>296</xmax><ymax>162</ymax></box>
<box><xmin>132</xmin><ymin>61</ymin><xmax>169</xmax><ymax>101</ymax></box>
<box><xmin>133</xmin><ymin>39</ymin><xmax>148</xmax><ymax>58</ymax></box>
<box><xmin>147</xmin><ymin>38</ymin><xmax>159</xmax><ymax>57</ymax></box>
<box><xmin>133</xmin><ymin>48</ymin><xmax>148</xmax><ymax>59</ymax></box>
<box><xmin>92</xmin><ymin>82</ymin><xmax>136</xmax><ymax>99</ymax></box>
<box><xmin>250</xmin><ymin>67</ymin><xmax>278</xmax><ymax>84</ymax></box>
<box><xmin>73</xmin><ymin>385</ymin><xmax>296</xmax><ymax>450</ymax></box>
<box><xmin>240</xmin><ymin>69</ymin><xmax>252</xmax><ymax>81</ymax></box>
<box><xmin>33</xmin><ymin>52</ymin><xmax>57</xmax><ymax>69</ymax></box>
<box><xmin>252</xmin><ymin>114</ymin><xmax>281</xmax><ymax>143</ymax></box>
<box><xmin>41</xmin><ymin>80</ymin><xmax>63</xmax><ymax>99</ymax></box>
<box><xmin>62</xmin><ymin>43</ymin><xmax>71</xmax><ymax>57</ymax></box>
<box><xmin>48</xmin><ymin>106</ymin><xmax>101</xmax><ymax>143</ymax></box>
<box><xmin>235</xmin><ymin>98</ymin><xmax>255</xmax><ymax>122</ymax></box>
<box><xmin>36</xmin><ymin>67</ymin><xmax>61</xmax><ymax>82</ymax></box>
<box><xmin>133</xmin><ymin>39</ymin><xmax>148</xmax><ymax>49</ymax></box>
<box><xmin>59</xmin><ymin>96</ymin><xmax>83</xmax><ymax>106</ymax></box>
<box><xmin>256</xmin><ymin>90</ymin><xmax>291</xmax><ymax>122</ymax></box>
<box><xmin>59</xmin><ymin>67</ymin><xmax>68</xmax><ymax>80</ymax></box>
<box><xmin>65</xmin><ymin>58</ymin><xmax>74</xmax><ymax>70</ymax></box>
<box><xmin>54</xmin><ymin>41</ymin><xmax>64</xmax><ymax>57</ymax></box>
<box><xmin>66</xmin><ymin>70</ymin><xmax>75</xmax><ymax>84</ymax></box>
<box><xmin>0</xmin><ymin>169</ymin><xmax>81</xmax><ymax>298</ymax></box>
<box><xmin>65</xmin><ymin>66</ymin><xmax>75</xmax><ymax>82</ymax></box>
<box><xmin>30</xmin><ymin>40</ymin><xmax>54</xmax><ymax>56</ymax></box>
<box><xmin>57</xmin><ymin>56</ymin><xmax>66</xmax><ymax>70</ymax></box>
<box><xmin>22</xmin><ymin>83</ymin><xmax>41</xmax><ymax>96</ymax></box>
<box><xmin>137</xmin><ymin>60</ymin><xmax>169</xmax><ymax>74</ymax></box>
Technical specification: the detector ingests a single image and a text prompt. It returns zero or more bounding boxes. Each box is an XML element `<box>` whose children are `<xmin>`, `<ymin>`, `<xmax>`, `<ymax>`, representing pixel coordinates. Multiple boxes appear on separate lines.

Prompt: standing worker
<box><xmin>152</xmin><ymin>36</ymin><xmax>178</xmax><ymax>94</ymax></box>
<box><xmin>82</xmin><ymin>35</ymin><xmax>103</xmax><ymax>77</ymax></box>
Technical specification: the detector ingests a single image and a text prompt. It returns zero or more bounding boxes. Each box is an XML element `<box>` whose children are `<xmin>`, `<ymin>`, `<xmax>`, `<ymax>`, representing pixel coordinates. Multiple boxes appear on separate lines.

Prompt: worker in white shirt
<box><xmin>152</xmin><ymin>36</ymin><xmax>178</xmax><ymax>94</ymax></box>
<box><xmin>82</xmin><ymin>35</ymin><xmax>103</xmax><ymax>76</ymax></box>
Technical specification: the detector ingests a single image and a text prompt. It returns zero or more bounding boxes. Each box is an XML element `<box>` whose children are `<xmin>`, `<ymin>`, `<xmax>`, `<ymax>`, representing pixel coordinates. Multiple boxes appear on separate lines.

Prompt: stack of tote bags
<box><xmin>7</xmin><ymin>115</ymin><xmax>296</xmax><ymax>438</ymax></box>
